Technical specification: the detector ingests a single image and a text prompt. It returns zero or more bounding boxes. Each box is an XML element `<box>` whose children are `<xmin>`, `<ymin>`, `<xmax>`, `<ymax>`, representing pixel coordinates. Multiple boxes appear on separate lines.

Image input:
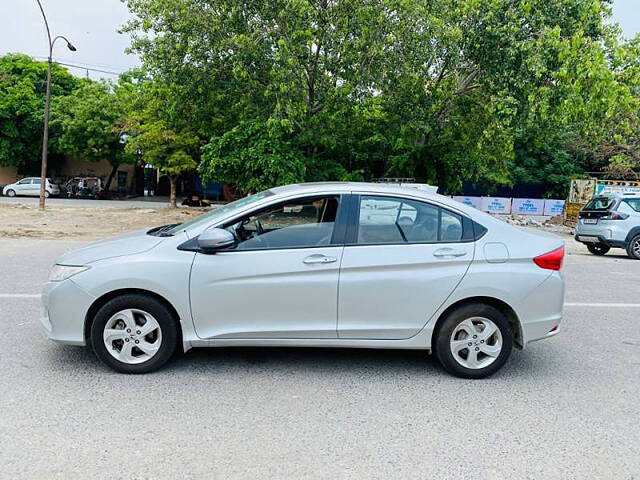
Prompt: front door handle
<box><xmin>433</xmin><ymin>248</ymin><xmax>467</xmax><ymax>258</ymax></box>
<box><xmin>303</xmin><ymin>254</ymin><xmax>337</xmax><ymax>265</ymax></box>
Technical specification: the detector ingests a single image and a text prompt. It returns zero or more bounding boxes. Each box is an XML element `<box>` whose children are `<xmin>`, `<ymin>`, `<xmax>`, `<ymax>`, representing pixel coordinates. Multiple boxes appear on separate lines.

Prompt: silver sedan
<box><xmin>42</xmin><ymin>182</ymin><xmax>565</xmax><ymax>378</ymax></box>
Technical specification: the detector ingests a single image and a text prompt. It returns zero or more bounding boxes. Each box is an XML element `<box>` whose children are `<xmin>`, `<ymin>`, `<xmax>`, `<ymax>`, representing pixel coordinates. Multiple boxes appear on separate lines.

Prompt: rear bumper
<box><xmin>574</xmin><ymin>234</ymin><xmax>626</xmax><ymax>249</ymax></box>
<box><xmin>519</xmin><ymin>271</ymin><xmax>564</xmax><ymax>346</ymax></box>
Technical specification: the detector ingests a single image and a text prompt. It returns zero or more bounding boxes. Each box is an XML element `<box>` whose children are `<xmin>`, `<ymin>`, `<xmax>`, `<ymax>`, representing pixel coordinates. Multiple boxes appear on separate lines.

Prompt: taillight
<box><xmin>601</xmin><ymin>212</ymin><xmax>629</xmax><ymax>220</ymax></box>
<box><xmin>533</xmin><ymin>246</ymin><xmax>564</xmax><ymax>271</ymax></box>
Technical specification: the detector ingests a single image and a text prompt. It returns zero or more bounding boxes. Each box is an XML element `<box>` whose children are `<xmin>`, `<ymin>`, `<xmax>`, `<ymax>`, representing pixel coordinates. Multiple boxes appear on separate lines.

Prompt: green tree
<box><xmin>123</xmin><ymin>0</ymin><xmax>639</xmax><ymax>195</ymax></box>
<box><xmin>200</xmin><ymin>120</ymin><xmax>306</xmax><ymax>193</ymax></box>
<box><xmin>125</xmin><ymin>119</ymin><xmax>197</xmax><ymax>207</ymax></box>
<box><xmin>0</xmin><ymin>54</ymin><xmax>77</xmax><ymax>174</ymax></box>
<box><xmin>53</xmin><ymin>79</ymin><xmax>136</xmax><ymax>191</ymax></box>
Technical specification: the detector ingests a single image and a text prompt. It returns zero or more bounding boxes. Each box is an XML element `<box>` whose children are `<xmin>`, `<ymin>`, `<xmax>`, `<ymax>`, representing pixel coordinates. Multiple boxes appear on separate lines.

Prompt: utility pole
<box><xmin>35</xmin><ymin>0</ymin><xmax>76</xmax><ymax>209</ymax></box>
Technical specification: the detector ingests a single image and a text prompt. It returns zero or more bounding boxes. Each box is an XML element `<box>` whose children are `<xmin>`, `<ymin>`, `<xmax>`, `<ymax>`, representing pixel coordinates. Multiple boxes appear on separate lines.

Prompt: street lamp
<box><xmin>35</xmin><ymin>0</ymin><xmax>77</xmax><ymax>209</ymax></box>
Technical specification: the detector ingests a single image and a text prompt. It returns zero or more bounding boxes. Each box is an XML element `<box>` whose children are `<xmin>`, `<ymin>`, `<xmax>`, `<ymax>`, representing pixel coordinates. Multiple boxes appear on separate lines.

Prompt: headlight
<box><xmin>49</xmin><ymin>264</ymin><xmax>90</xmax><ymax>282</ymax></box>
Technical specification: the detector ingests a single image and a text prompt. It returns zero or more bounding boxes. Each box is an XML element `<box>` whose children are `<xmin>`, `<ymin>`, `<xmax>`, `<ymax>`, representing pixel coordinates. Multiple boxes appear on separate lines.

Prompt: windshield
<box><xmin>583</xmin><ymin>197</ymin><xmax>615</xmax><ymax>211</ymax></box>
<box><xmin>165</xmin><ymin>190</ymin><xmax>274</xmax><ymax>235</ymax></box>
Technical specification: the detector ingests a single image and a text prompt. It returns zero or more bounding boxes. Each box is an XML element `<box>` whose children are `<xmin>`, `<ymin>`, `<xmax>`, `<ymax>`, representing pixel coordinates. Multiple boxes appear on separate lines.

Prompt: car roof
<box><xmin>593</xmin><ymin>192</ymin><xmax>640</xmax><ymax>199</ymax></box>
<box><xmin>271</xmin><ymin>181</ymin><xmax>435</xmax><ymax>196</ymax></box>
<box><xmin>268</xmin><ymin>182</ymin><xmax>482</xmax><ymax>217</ymax></box>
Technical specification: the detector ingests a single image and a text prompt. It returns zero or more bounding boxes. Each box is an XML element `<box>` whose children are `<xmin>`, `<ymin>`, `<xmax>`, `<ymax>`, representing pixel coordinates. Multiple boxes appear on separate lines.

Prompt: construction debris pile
<box><xmin>499</xmin><ymin>214</ymin><xmax>574</xmax><ymax>235</ymax></box>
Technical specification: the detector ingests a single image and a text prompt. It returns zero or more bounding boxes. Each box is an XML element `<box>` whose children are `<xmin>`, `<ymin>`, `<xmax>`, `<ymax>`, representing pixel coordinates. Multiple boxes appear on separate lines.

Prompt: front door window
<box><xmin>225</xmin><ymin>196</ymin><xmax>340</xmax><ymax>250</ymax></box>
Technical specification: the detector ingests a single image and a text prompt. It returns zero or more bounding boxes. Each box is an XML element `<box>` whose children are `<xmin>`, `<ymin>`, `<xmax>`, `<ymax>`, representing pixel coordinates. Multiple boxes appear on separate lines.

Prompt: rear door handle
<box><xmin>433</xmin><ymin>248</ymin><xmax>467</xmax><ymax>258</ymax></box>
<box><xmin>303</xmin><ymin>254</ymin><xmax>337</xmax><ymax>265</ymax></box>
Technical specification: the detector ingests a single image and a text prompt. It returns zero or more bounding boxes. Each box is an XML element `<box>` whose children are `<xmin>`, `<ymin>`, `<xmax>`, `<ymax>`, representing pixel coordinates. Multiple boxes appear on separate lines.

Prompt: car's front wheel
<box><xmin>90</xmin><ymin>294</ymin><xmax>178</xmax><ymax>373</ymax></box>
<box><xmin>434</xmin><ymin>303</ymin><xmax>513</xmax><ymax>379</ymax></box>
<box><xmin>587</xmin><ymin>243</ymin><xmax>610</xmax><ymax>256</ymax></box>
<box><xmin>626</xmin><ymin>234</ymin><xmax>640</xmax><ymax>260</ymax></box>
<box><xmin>5</xmin><ymin>189</ymin><xmax>16</xmax><ymax>197</ymax></box>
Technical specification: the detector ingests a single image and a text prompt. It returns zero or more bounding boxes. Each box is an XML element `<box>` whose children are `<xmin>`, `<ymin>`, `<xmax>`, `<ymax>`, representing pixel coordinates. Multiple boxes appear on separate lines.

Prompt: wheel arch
<box><xmin>625</xmin><ymin>227</ymin><xmax>640</xmax><ymax>245</ymax></box>
<box><xmin>431</xmin><ymin>296</ymin><xmax>523</xmax><ymax>349</ymax></box>
<box><xmin>84</xmin><ymin>288</ymin><xmax>183</xmax><ymax>345</ymax></box>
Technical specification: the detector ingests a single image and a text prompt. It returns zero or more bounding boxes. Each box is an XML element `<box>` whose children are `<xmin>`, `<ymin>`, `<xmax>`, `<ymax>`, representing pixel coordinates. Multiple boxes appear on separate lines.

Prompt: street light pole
<box><xmin>35</xmin><ymin>0</ymin><xmax>76</xmax><ymax>209</ymax></box>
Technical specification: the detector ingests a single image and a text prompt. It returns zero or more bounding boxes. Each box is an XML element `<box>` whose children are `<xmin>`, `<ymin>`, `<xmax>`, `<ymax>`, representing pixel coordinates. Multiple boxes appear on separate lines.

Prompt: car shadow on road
<box><xmin>46</xmin><ymin>342</ymin><xmax>561</xmax><ymax>382</ymax></box>
<box><xmin>168</xmin><ymin>345</ymin><xmax>552</xmax><ymax>381</ymax></box>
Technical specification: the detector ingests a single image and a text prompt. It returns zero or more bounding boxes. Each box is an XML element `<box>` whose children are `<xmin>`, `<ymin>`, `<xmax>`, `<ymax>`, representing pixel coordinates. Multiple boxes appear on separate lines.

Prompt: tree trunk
<box><xmin>104</xmin><ymin>163</ymin><xmax>119</xmax><ymax>196</ymax></box>
<box><xmin>169</xmin><ymin>175</ymin><xmax>177</xmax><ymax>208</ymax></box>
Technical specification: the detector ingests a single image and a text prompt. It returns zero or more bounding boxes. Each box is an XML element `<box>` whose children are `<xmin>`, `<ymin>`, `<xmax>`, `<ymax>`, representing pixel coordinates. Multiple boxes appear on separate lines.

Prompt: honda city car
<box><xmin>42</xmin><ymin>182</ymin><xmax>565</xmax><ymax>378</ymax></box>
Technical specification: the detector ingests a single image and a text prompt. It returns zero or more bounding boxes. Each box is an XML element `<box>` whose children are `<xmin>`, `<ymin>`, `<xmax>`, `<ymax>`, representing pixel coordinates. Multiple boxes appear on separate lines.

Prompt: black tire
<box><xmin>587</xmin><ymin>243</ymin><xmax>610</xmax><ymax>256</ymax></box>
<box><xmin>434</xmin><ymin>303</ymin><xmax>513</xmax><ymax>379</ymax></box>
<box><xmin>5</xmin><ymin>189</ymin><xmax>16</xmax><ymax>197</ymax></box>
<box><xmin>626</xmin><ymin>234</ymin><xmax>640</xmax><ymax>260</ymax></box>
<box><xmin>90</xmin><ymin>294</ymin><xmax>178</xmax><ymax>373</ymax></box>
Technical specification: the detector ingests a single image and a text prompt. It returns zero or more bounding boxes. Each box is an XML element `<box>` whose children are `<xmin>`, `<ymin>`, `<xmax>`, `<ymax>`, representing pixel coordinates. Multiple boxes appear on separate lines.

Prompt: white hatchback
<box><xmin>42</xmin><ymin>182</ymin><xmax>565</xmax><ymax>378</ymax></box>
<box><xmin>3</xmin><ymin>177</ymin><xmax>60</xmax><ymax>197</ymax></box>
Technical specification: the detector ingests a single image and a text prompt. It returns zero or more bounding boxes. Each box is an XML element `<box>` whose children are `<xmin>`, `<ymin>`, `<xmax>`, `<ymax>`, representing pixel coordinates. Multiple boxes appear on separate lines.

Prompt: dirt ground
<box><xmin>0</xmin><ymin>203</ymin><xmax>207</xmax><ymax>240</ymax></box>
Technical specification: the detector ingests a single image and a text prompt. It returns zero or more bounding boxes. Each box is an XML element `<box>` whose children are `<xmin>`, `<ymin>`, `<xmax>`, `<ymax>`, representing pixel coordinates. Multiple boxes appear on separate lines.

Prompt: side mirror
<box><xmin>197</xmin><ymin>228</ymin><xmax>235</xmax><ymax>252</ymax></box>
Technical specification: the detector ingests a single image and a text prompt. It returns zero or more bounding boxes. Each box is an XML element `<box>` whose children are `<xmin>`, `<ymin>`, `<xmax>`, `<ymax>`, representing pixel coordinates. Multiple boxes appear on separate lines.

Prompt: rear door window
<box><xmin>355</xmin><ymin>196</ymin><xmax>465</xmax><ymax>244</ymax></box>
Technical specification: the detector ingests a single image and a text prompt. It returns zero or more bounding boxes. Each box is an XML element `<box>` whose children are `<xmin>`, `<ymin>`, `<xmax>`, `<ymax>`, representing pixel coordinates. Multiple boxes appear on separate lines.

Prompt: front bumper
<box><xmin>41</xmin><ymin>279</ymin><xmax>95</xmax><ymax>346</ymax></box>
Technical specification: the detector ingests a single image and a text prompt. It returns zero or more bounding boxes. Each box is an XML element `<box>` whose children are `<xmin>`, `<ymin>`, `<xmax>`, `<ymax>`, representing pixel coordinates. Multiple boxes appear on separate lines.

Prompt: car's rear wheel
<box><xmin>90</xmin><ymin>294</ymin><xmax>178</xmax><ymax>373</ymax></box>
<box><xmin>587</xmin><ymin>243</ymin><xmax>610</xmax><ymax>256</ymax></box>
<box><xmin>626</xmin><ymin>234</ymin><xmax>640</xmax><ymax>260</ymax></box>
<box><xmin>5</xmin><ymin>189</ymin><xmax>16</xmax><ymax>197</ymax></box>
<box><xmin>434</xmin><ymin>303</ymin><xmax>513</xmax><ymax>379</ymax></box>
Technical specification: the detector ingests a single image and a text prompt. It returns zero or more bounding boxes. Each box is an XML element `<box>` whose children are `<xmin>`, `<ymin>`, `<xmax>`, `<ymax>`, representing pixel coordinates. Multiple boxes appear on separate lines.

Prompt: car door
<box><xmin>29</xmin><ymin>178</ymin><xmax>42</xmax><ymax>196</ymax></box>
<box><xmin>14</xmin><ymin>178</ymin><xmax>32</xmax><ymax>195</ymax></box>
<box><xmin>189</xmin><ymin>194</ymin><xmax>346</xmax><ymax>339</ymax></box>
<box><xmin>337</xmin><ymin>194</ymin><xmax>475</xmax><ymax>339</ymax></box>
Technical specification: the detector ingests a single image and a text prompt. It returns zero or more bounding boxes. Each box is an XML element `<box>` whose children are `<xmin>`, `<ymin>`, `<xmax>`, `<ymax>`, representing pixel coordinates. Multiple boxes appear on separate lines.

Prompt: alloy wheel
<box><xmin>449</xmin><ymin>317</ymin><xmax>503</xmax><ymax>369</ymax></box>
<box><xmin>634</xmin><ymin>239</ymin><xmax>640</xmax><ymax>257</ymax></box>
<box><xmin>103</xmin><ymin>309</ymin><xmax>163</xmax><ymax>364</ymax></box>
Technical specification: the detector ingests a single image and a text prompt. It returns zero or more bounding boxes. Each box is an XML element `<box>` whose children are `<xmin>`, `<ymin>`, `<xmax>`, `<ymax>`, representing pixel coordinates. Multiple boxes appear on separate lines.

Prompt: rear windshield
<box><xmin>583</xmin><ymin>197</ymin><xmax>615</xmax><ymax>211</ymax></box>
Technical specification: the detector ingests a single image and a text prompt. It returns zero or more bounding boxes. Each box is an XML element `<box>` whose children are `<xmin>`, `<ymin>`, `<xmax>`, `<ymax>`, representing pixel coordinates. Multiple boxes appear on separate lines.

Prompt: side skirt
<box><xmin>188</xmin><ymin>327</ymin><xmax>433</xmax><ymax>350</ymax></box>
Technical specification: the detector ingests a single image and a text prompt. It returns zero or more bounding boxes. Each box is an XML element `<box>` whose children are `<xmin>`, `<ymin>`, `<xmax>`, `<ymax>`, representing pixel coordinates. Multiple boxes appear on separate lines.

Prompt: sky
<box><xmin>0</xmin><ymin>0</ymin><xmax>638</xmax><ymax>80</ymax></box>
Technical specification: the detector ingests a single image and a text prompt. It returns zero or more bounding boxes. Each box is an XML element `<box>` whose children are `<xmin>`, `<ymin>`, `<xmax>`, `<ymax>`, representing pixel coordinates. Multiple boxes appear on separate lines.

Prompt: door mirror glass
<box><xmin>197</xmin><ymin>228</ymin><xmax>236</xmax><ymax>251</ymax></box>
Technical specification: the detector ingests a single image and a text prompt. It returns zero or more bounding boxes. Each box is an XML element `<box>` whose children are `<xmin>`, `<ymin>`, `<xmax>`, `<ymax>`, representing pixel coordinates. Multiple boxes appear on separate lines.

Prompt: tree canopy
<box><xmin>52</xmin><ymin>79</ymin><xmax>137</xmax><ymax>190</ymax></box>
<box><xmin>121</xmin><ymin>0</ymin><xmax>640</xmax><ymax>194</ymax></box>
<box><xmin>0</xmin><ymin>54</ymin><xmax>78</xmax><ymax>174</ymax></box>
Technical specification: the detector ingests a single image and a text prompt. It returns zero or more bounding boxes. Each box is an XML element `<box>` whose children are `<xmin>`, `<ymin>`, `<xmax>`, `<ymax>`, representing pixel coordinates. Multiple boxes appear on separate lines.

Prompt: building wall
<box><xmin>0</xmin><ymin>166</ymin><xmax>18</xmax><ymax>186</ymax></box>
<box><xmin>51</xmin><ymin>157</ymin><xmax>137</xmax><ymax>192</ymax></box>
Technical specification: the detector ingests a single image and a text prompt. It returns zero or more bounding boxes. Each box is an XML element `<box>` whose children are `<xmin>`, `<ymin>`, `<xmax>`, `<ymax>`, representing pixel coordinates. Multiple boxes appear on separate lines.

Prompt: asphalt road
<box><xmin>0</xmin><ymin>238</ymin><xmax>639</xmax><ymax>479</ymax></box>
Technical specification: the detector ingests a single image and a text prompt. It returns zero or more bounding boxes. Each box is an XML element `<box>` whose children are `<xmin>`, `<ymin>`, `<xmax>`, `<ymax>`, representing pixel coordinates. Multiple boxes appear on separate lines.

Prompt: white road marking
<box><xmin>564</xmin><ymin>302</ymin><xmax>640</xmax><ymax>308</ymax></box>
<box><xmin>0</xmin><ymin>294</ymin><xmax>41</xmax><ymax>299</ymax></box>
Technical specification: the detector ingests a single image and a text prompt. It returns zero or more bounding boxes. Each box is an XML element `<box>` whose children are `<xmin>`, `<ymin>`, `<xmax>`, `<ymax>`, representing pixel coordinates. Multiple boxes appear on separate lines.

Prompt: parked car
<box><xmin>2</xmin><ymin>177</ymin><xmax>60</xmax><ymax>197</ymax></box>
<box><xmin>42</xmin><ymin>182</ymin><xmax>565</xmax><ymax>378</ymax></box>
<box><xmin>575</xmin><ymin>192</ymin><xmax>640</xmax><ymax>259</ymax></box>
<box><xmin>64</xmin><ymin>176</ymin><xmax>107</xmax><ymax>199</ymax></box>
